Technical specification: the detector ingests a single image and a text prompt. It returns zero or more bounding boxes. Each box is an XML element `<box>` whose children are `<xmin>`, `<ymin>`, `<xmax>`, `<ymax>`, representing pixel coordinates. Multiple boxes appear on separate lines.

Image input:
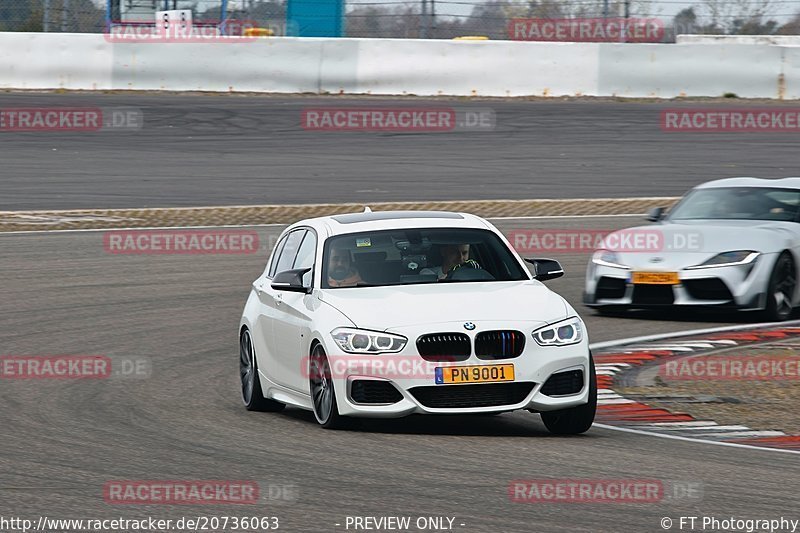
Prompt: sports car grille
<box><xmin>540</xmin><ymin>370</ymin><xmax>584</xmax><ymax>396</ymax></box>
<box><xmin>409</xmin><ymin>382</ymin><xmax>535</xmax><ymax>408</ymax></box>
<box><xmin>683</xmin><ymin>278</ymin><xmax>734</xmax><ymax>301</ymax></box>
<box><xmin>632</xmin><ymin>285</ymin><xmax>675</xmax><ymax>305</ymax></box>
<box><xmin>475</xmin><ymin>330</ymin><xmax>525</xmax><ymax>359</ymax></box>
<box><xmin>349</xmin><ymin>380</ymin><xmax>403</xmax><ymax>404</ymax></box>
<box><xmin>596</xmin><ymin>277</ymin><xmax>627</xmax><ymax>299</ymax></box>
<box><xmin>416</xmin><ymin>333</ymin><xmax>471</xmax><ymax>362</ymax></box>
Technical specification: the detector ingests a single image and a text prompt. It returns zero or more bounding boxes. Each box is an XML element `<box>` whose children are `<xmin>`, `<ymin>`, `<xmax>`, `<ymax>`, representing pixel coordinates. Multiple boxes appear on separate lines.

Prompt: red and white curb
<box><xmin>590</xmin><ymin>323</ymin><xmax>800</xmax><ymax>452</ymax></box>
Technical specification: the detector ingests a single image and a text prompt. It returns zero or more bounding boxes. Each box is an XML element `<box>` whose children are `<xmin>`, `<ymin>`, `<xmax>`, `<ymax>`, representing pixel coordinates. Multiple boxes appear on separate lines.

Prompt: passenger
<box><xmin>327</xmin><ymin>246</ymin><xmax>363</xmax><ymax>287</ymax></box>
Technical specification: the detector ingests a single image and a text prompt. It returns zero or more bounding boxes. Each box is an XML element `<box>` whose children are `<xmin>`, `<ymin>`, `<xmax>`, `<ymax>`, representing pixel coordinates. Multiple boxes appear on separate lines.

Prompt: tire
<box><xmin>240</xmin><ymin>328</ymin><xmax>285</xmax><ymax>412</ymax></box>
<box><xmin>309</xmin><ymin>344</ymin><xmax>346</xmax><ymax>429</ymax></box>
<box><xmin>540</xmin><ymin>354</ymin><xmax>597</xmax><ymax>435</ymax></box>
<box><xmin>762</xmin><ymin>252</ymin><xmax>796</xmax><ymax>322</ymax></box>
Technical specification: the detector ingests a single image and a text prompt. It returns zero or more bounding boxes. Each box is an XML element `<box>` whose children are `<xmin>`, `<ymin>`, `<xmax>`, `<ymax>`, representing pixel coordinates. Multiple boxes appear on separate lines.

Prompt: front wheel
<box><xmin>309</xmin><ymin>344</ymin><xmax>346</xmax><ymax>429</ymax></box>
<box><xmin>540</xmin><ymin>354</ymin><xmax>597</xmax><ymax>435</ymax></box>
<box><xmin>762</xmin><ymin>252</ymin><xmax>796</xmax><ymax>322</ymax></box>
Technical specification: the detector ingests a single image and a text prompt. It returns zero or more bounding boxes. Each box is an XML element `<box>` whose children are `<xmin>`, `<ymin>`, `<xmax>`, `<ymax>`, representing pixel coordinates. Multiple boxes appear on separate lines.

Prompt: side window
<box><xmin>293</xmin><ymin>231</ymin><xmax>317</xmax><ymax>286</ymax></box>
<box><xmin>267</xmin><ymin>235</ymin><xmax>289</xmax><ymax>278</ymax></box>
<box><xmin>274</xmin><ymin>230</ymin><xmax>306</xmax><ymax>275</ymax></box>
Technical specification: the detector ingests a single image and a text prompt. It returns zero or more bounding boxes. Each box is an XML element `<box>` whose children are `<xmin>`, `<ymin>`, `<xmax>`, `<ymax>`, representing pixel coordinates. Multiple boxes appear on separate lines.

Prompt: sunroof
<box><xmin>331</xmin><ymin>211</ymin><xmax>464</xmax><ymax>224</ymax></box>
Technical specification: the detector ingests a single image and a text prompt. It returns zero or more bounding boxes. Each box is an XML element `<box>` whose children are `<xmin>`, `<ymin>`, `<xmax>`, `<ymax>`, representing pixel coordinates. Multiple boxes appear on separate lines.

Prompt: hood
<box><xmin>318</xmin><ymin>281</ymin><xmax>568</xmax><ymax>330</ymax></box>
<box><xmin>605</xmin><ymin>220</ymin><xmax>793</xmax><ymax>269</ymax></box>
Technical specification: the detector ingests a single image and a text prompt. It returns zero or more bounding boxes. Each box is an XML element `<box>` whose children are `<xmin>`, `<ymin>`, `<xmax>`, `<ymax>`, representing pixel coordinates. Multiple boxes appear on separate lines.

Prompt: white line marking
<box><xmin>592</xmin><ymin>424</ymin><xmax>800</xmax><ymax>455</ymax></box>
<box><xmin>645</xmin><ymin>421</ymin><xmax>719</xmax><ymax>427</ymax></box>
<box><xmin>646</xmin><ymin>425</ymin><xmax>751</xmax><ymax>432</ymax></box>
<box><xmin>693</xmin><ymin>430</ymin><xmax>786</xmax><ymax>439</ymax></box>
<box><xmin>597</xmin><ymin>399</ymin><xmax>636</xmax><ymax>404</ymax></box>
<box><xmin>590</xmin><ymin>321</ymin><xmax>800</xmax><ymax>350</ymax></box>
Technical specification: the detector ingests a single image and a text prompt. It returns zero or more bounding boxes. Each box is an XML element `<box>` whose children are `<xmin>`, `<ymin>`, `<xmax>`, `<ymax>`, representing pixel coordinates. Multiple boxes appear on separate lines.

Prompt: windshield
<box><xmin>321</xmin><ymin>228</ymin><xmax>528</xmax><ymax>288</ymax></box>
<box><xmin>668</xmin><ymin>187</ymin><xmax>800</xmax><ymax>222</ymax></box>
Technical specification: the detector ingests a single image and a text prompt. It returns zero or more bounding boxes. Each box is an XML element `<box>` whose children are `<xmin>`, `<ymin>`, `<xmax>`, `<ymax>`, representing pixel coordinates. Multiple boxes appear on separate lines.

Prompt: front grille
<box><xmin>683</xmin><ymin>278</ymin><xmax>734</xmax><ymax>301</ymax></box>
<box><xmin>416</xmin><ymin>333</ymin><xmax>471</xmax><ymax>362</ymax></box>
<box><xmin>632</xmin><ymin>284</ymin><xmax>675</xmax><ymax>305</ymax></box>
<box><xmin>409</xmin><ymin>382</ymin><xmax>535</xmax><ymax>408</ymax></box>
<box><xmin>349</xmin><ymin>380</ymin><xmax>403</xmax><ymax>404</ymax></box>
<box><xmin>596</xmin><ymin>276</ymin><xmax>627</xmax><ymax>299</ymax></box>
<box><xmin>540</xmin><ymin>370</ymin><xmax>584</xmax><ymax>396</ymax></box>
<box><xmin>475</xmin><ymin>330</ymin><xmax>525</xmax><ymax>359</ymax></box>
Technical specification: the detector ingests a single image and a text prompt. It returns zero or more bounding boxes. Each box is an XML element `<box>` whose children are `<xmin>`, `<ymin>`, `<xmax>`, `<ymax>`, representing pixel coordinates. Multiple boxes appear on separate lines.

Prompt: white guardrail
<box><xmin>1</xmin><ymin>32</ymin><xmax>799</xmax><ymax>98</ymax></box>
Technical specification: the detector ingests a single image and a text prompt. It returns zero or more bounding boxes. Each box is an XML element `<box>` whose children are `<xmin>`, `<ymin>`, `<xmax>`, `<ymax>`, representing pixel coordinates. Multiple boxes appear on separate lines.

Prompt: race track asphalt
<box><xmin>1</xmin><ymin>92</ymin><xmax>799</xmax><ymax>210</ymax></box>
<box><xmin>2</xmin><ymin>216</ymin><xmax>796</xmax><ymax>533</ymax></box>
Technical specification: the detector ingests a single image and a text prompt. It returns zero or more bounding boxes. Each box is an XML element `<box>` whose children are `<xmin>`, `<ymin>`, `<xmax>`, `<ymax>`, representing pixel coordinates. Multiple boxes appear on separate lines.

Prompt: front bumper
<box><xmin>583</xmin><ymin>254</ymin><xmax>774</xmax><ymax>310</ymax></box>
<box><xmin>325</xmin><ymin>321</ymin><xmax>591</xmax><ymax>417</ymax></box>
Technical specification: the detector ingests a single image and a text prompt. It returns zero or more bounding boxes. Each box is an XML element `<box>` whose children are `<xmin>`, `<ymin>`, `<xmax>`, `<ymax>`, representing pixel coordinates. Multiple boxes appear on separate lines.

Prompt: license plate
<box><xmin>632</xmin><ymin>272</ymin><xmax>679</xmax><ymax>285</ymax></box>
<box><xmin>435</xmin><ymin>364</ymin><xmax>515</xmax><ymax>385</ymax></box>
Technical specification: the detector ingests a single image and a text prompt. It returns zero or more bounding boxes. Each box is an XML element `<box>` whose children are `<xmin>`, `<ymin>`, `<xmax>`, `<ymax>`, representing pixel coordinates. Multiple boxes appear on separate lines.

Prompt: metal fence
<box><xmin>1</xmin><ymin>0</ymin><xmax>798</xmax><ymax>39</ymax></box>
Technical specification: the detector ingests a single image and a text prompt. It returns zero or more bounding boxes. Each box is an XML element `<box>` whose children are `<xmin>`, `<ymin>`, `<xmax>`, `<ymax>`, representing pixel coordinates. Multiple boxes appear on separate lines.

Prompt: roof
<box><xmin>697</xmin><ymin>177</ymin><xmax>800</xmax><ymax>189</ymax></box>
<box><xmin>285</xmin><ymin>210</ymin><xmax>492</xmax><ymax>237</ymax></box>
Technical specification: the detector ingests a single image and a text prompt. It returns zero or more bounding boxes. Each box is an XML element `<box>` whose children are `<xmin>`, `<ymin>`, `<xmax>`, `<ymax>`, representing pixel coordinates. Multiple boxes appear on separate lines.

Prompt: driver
<box><xmin>327</xmin><ymin>246</ymin><xmax>363</xmax><ymax>287</ymax></box>
<box><xmin>422</xmin><ymin>244</ymin><xmax>479</xmax><ymax>280</ymax></box>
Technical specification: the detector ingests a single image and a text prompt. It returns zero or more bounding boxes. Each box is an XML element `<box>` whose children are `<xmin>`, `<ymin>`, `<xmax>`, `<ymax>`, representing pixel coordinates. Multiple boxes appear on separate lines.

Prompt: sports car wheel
<box><xmin>309</xmin><ymin>344</ymin><xmax>346</xmax><ymax>429</ymax></box>
<box><xmin>540</xmin><ymin>354</ymin><xmax>597</xmax><ymax>435</ymax></box>
<box><xmin>763</xmin><ymin>252</ymin><xmax>796</xmax><ymax>322</ymax></box>
<box><xmin>240</xmin><ymin>329</ymin><xmax>285</xmax><ymax>412</ymax></box>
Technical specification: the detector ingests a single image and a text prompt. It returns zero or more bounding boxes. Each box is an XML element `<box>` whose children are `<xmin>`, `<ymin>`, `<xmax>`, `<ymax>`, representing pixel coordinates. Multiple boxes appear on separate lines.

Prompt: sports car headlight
<box><xmin>591</xmin><ymin>249</ymin><xmax>629</xmax><ymax>270</ymax></box>
<box><xmin>331</xmin><ymin>328</ymin><xmax>407</xmax><ymax>354</ymax></box>
<box><xmin>532</xmin><ymin>317</ymin><xmax>584</xmax><ymax>346</ymax></box>
<box><xmin>685</xmin><ymin>251</ymin><xmax>759</xmax><ymax>270</ymax></box>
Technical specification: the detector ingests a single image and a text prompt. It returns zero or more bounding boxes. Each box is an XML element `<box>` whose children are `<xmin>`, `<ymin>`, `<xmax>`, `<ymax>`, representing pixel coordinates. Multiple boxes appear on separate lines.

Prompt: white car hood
<box><xmin>609</xmin><ymin>220</ymin><xmax>795</xmax><ymax>269</ymax></box>
<box><xmin>318</xmin><ymin>281</ymin><xmax>567</xmax><ymax>330</ymax></box>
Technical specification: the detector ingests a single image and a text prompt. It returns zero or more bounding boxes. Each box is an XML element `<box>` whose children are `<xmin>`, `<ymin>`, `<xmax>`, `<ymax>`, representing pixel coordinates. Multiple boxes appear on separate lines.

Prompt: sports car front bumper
<box><xmin>584</xmin><ymin>252</ymin><xmax>776</xmax><ymax>310</ymax></box>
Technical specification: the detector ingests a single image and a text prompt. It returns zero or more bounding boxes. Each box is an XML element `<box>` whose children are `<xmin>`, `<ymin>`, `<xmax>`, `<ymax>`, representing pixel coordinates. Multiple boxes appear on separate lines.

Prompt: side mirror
<box><xmin>646</xmin><ymin>206</ymin><xmax>665</xmax><ymax>222</ymax></box>
<box><xmin>524</xmin><ymin>258</ymin><xmax>564</xmax><ymax>281</ymax></box>
<box><xmin>271</xmin><ymin>268</ymin><xmax>312</xmax><ymax>293</ymax></box>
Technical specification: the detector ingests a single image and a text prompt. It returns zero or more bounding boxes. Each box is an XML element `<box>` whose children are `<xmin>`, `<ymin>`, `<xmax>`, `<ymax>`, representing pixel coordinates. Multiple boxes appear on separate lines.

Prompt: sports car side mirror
<box><xmin>271</xmin><ymin>268</ymin><xmax>312</xmax><ymax>293</ymax></box>
<box><xmin>524</xmin><ymin>258</ymin><xmax>564</xmax><ymax>281</ymax></box>
<box><xmin>646</xmin><ymin>207</ymin><xmax>665</xmax><ymax>222</ymax></box>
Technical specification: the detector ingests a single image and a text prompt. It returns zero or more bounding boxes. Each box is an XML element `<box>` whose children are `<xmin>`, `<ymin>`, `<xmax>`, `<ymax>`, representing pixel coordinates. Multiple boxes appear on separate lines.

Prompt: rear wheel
<box><xmin>240</xmin><ymin>329</ymin><xmax>285</xmax><ymax>412</ymax></box>
<box><xmin>309</xmin><ymin>344</ymin><xmax>346</xmax><ymax>429</ymax></box>
<box><xmin>540</xmin><ymin>354</ymin><xmax>597</xmax><ymax>435</ymax></box>
<box><xmin>763</xmin><ymin>252</ymin><xmax>796</xmax><ymax>322</ymax></box>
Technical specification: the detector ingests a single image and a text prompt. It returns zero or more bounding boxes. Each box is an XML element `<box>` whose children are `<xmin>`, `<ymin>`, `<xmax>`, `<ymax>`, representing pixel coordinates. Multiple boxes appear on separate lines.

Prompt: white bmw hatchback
<box><xmin>239</xmin><ymin>210</ymin><xmax>596</xmax><ymax>433</ymax></box>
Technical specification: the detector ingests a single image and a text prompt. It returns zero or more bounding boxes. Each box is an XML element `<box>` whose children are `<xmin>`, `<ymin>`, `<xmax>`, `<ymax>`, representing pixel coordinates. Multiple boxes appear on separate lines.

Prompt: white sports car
<box><xmin>585</xmin><ymin>177</ymin><xmax>800</xmax><ymax>321</ymax></box>
<box><xmin>239</xmin><ymin>210</ymin><xmax>596</xmax><ymax>433</ymax></box>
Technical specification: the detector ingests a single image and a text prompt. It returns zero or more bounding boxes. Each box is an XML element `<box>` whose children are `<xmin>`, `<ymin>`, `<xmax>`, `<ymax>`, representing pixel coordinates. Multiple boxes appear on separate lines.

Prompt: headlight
<box><xmin>685</xmin><ymin>251</ymin><xmax>759</xmax><ymax>270</ymax></box>
<box><xmin>331</xmin><ymin>327</ymin><xmax>407</xmax><ymax>354</ymax></box>
<box><xmin>532</xmin><ymin>317</ymin><xmax>584</xmax><ymax>346</ymax></box>
<box><xmin>591</xmin><ymin>249</ymin><xmax>629</xmax><ymax>270</ymax></box>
